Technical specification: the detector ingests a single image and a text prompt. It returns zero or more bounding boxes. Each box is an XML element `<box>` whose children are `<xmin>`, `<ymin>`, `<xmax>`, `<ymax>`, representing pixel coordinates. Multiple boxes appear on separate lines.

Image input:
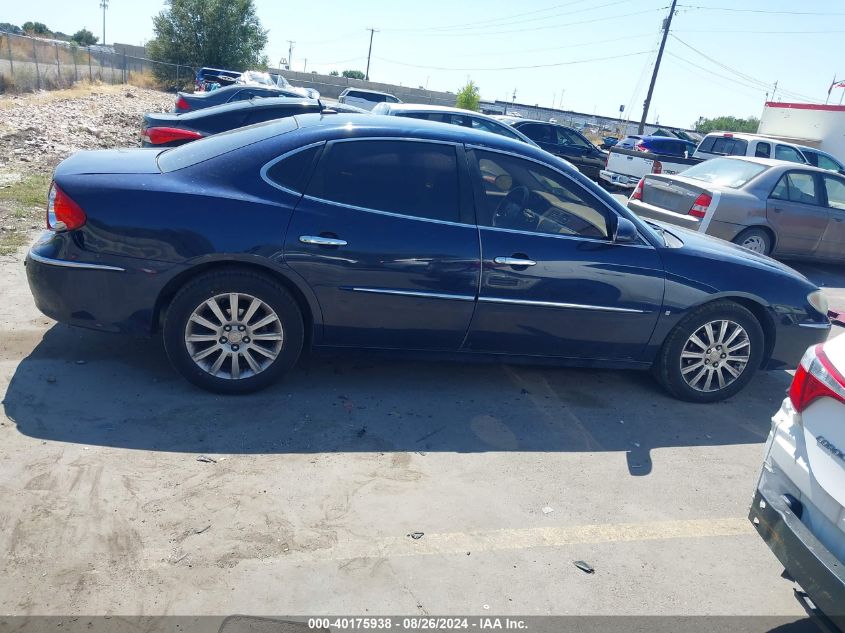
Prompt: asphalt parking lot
<box><xmin>0</xmin><ymin>235</ymin><xmax>843</xmax><ymax>624</ymax></box>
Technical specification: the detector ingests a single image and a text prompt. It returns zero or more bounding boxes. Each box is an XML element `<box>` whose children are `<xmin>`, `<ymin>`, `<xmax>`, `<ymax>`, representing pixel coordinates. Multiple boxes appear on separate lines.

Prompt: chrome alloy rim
<box><xmin>740</xmin><ymin>235</ymin><xmax>767</xmax><ymax>254</ymax></box>
<box><xmin>184</xmin><ymin>293</ymin><xmax>283</xmax><ymax>380</ymax></box>
<box><xmin>679</xmin><ymin>320</ymin><xmax>750</xmax><ymax>392</ymax></box>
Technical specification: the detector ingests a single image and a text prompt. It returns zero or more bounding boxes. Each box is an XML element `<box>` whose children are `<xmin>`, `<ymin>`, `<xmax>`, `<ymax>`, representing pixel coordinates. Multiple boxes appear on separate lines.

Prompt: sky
<box><xmin>5</xmin><ymin>1</ymin><xmax>845</xmax><ymax>128</ymax></box>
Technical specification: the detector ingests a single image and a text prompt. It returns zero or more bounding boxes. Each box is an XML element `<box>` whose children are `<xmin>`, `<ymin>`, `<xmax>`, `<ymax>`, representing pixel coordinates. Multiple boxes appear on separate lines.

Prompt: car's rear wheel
<box><xmin>732</xmin><ymin>228</ymin><xmax>772</xmax><ymax>256</ymax></box>
<box><xmin>655</xmin><ymin>300</ymin><xmax>764</xmax><ymax>402</ymax></box>
<box><xmin>163</xmin><ymin>269</ymin><xmax>304</xmax><ymax>394</ymax></box>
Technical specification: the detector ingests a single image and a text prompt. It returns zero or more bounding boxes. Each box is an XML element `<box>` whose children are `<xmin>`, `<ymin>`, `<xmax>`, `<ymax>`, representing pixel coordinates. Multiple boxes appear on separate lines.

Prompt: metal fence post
<box><xmin>5</xmin><ymin>33</ymin><xmax>13</xmax><ymax>75</ymax></box>
<box><xmin>55</xmin><ymin>42</ymin><xmax>61</xmax><ymax>86</ymax></box>
<box><xmin>32</xmin><ymin>38</ymin><xmax>41</xmax><ymax>90</ymax></box>
<box><xmin>110</xmin><ymin>53</ymin><xmax>115</xmax><ymax>84</ymax></box>
<box><xmin>87</xmin><ymin>49</ymin><xmax>92</xmax><ymax>81</ymax></box>
<box><xmin>123</xmin><ymin>50</ymin><xmax>126</xmax><ymax>84</ymax></box>
<box><xmin>73</xmin><ymin>48</ymin><xmax>78</xmax><ymax>83</ymax></box>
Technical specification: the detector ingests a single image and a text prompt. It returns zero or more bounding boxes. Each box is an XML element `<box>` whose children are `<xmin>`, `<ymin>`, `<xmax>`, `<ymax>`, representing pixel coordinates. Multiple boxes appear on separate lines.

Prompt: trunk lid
<box><xmin>54</xmin><ymin>148</ymin><xmax>163</xmax><ymax>176</ymax></box>
<box><xmin>641</xmin><ymin>174</ymin><xmax>711</xmax><ymax>216</ymax></box>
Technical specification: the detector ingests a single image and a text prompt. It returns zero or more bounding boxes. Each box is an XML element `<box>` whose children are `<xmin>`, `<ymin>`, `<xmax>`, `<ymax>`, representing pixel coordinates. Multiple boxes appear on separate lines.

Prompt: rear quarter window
<box><xmin>263</xmin><ymin>145</ymin><xmax>322</xmax><ymax>193</ymax></box>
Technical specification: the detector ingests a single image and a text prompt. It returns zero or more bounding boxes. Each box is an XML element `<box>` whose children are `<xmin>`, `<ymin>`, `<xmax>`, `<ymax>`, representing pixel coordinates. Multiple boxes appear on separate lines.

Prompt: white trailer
<box><xmin>758</xmin><ymin>101</ymin><xmax>845</xmax><ymax>162</ymax></box>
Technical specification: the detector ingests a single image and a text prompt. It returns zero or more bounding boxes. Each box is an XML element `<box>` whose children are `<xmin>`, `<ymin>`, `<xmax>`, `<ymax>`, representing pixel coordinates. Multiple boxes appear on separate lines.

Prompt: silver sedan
<box><xmin>627</xmin><ymin>156</ymin><xmax>845</xmax><ymax>262</ymax></box>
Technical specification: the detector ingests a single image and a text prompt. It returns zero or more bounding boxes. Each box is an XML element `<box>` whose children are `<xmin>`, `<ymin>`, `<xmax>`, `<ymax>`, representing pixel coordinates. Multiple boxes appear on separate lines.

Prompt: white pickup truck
<box><xmin>599</xmin><ymin>147</ymin><xmax>702</xmax><ymax>189</ymax></box>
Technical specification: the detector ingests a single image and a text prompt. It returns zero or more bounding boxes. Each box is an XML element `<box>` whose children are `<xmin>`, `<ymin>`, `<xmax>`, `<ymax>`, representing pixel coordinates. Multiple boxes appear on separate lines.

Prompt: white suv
<box><xmin>337</xmin><ymin>88</ymin><xmax>401</xmax><ymax>111</ymax></box>
<box><xmin>694</xmin><ymin>132</ymin><xmax>808</xmax><ymax>164</ymax></box>
<box><xmin>750</xmin><ymin>333</ymin><xmax>845</xmax><ymax>628</ymax></box>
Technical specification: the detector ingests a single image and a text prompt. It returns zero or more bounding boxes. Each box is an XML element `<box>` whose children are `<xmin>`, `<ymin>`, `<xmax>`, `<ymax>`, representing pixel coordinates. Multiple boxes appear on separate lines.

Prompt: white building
<box><xmin>758</xmin><ymin>101</ymin><xmax>845</xmax><ymax>162</ymax></box>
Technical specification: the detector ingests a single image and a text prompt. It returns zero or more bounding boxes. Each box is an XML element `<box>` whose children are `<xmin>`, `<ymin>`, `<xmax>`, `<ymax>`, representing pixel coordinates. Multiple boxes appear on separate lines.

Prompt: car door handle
<box><xmin>494</xmin><ymin>256</ymin><xmax>537</xmax><ymax>267</ymax></box>
<box><xmin>772</xmin><ymin>207</ymin><xmax>783</xmax><ymax>213</ymax></box>
<box><xmin>299</xmin><ymin>235</ymin><xmax>347</xmax><ymax>246</ymax></box>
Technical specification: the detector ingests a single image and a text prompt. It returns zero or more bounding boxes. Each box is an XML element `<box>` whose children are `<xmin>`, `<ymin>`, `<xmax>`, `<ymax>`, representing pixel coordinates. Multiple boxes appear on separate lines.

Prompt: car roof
<box><xmin>701</xmin><ymin>131</ymin><xmax>799</xmax><ymax>145</ymax></box>
<box><xmin>382</xmin><ymin>103</ymin><xmax>482</xmax><ymax>115</ymax></box>
<box><xmin>715</xmin><ymin>155</ymin><xmax>833</xmax><ymax>174</ymax></box>
<box><xmin>178</xmin><ymin>96</ymin><xmax>317</xmax><ymax>119</ymax></box>
<box><xmin>640</xmin><ymin>135</ymin><xmax>686</xmax><ymax>142</ymax></box>
<box><xmin>342</xmin><ymin>88</ymin><xmax>398</xmax><ymax>98</ymax></box>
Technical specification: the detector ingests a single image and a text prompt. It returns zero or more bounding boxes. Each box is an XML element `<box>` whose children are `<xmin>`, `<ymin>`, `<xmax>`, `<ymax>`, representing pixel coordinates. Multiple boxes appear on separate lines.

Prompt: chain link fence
<box><xmin>0</xmin><ymin>30</ymin><xmax>194</xmax><ymax>92</ymax></box>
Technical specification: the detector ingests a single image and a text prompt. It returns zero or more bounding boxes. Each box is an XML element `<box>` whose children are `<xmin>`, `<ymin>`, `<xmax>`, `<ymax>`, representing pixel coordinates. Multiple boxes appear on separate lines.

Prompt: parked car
<box><xmin>174</xmin><ymin>84</ymin><xmax>308</xmax><ymax>113</ymax></box>
<box><xmin>370</xmin><ymin>103</ymin><xmax>539</xmax><ymax>146</ymax></box>
<box><xmin>495</xmin><ymin>116</ymin><xmax>607</xmax><ymax>181</ymax></box>
<box><xmin>615</xmin><ymin>135</ymin><xmax>692</xmax><ymax>157</ymax></box>
<box><xmin>797</xmin><ymin>145</ymin><xmax>845</xmax><ymax>175</ymax></box>
<box><xmin>627</xmin><ymin>156</ymin><xmax>845</xmax><ymax>261</ymax></box>
<box><xmin>142</xmin><ymin>98</ymin><xmax>368</xmax><ymax>147</ymax></box>
<box><xmin>189</xmin><ymin>67</ymin><xmax>319</xmax><ymax>103</ymax></box>
<box><xmin>600</xmin><ymin>136</ymin><xmax>619</xmax><ymax>150</ymax></box>
<box><xmin>337</xmin><ymin>88</ymin><xmax>401</xmax><ymax>111</ymax></box>
<box><xmin>693</xmin><ymin>132</ymin><xmax>809</xmax><ymax>164</ymax></box>
<box><xmin>601</xmin><ymin>136</ymin><xmax>702</xmax><ymax>189</ymax></box>
<box><xmin>749</xmin><ymin>333</ymin><xmax>845</xmax><ymax>631</ymax></box>
<box><xmin>27</xmin><ymin>114</ymin><xmax>829</xmax><ymax>398</ymax></box>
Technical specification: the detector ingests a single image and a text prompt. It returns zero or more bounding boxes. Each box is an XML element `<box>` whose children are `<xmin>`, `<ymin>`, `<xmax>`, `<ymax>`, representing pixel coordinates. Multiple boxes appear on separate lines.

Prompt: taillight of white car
<box><xmin>789</xmin><ymin>342</ymin><xmax>845</xmax><ymax>412</ymax></box>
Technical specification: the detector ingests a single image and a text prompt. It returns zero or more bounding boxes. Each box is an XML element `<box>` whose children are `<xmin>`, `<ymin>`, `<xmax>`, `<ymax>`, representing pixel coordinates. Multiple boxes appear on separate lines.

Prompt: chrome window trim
<box><xmin>346</xmin><ymin>287</ymin><xmax>475</xmax><ymax>302</ymax></box>
<box><xmin>478</xmin><ymin>224</ymin><xmax>652</xmax><ymax>248</ymax></box>
<box><xmin>28</xmin><ymin>251</ymin><xmax>126</xmax><ymax>272</ymax></box>
<box><xmin>328</xmin><ymin>136</ymin><xmax>462</xmax><ymax>148</ymax></box>
<box><xmin>478</xmin><ymin>296</ymin><xmax>646</xmax><ymax>314</ymax></box>
<box><xmin>260</xmin><ymin>141</ymin><xmax>326</xmax><ymax>196</ymax></box>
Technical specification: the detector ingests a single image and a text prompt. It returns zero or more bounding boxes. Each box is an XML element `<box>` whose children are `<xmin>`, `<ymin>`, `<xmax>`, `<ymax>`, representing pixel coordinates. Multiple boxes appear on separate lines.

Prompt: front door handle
<box><xmin>494</xmin><ymin>256</ymin><xmax>537</xmax><ymax>267</ymax></box>
<box><xmin>299</xmin><ymin>235</ymin><xmax>348</xmax><ymax>246</ymax></box>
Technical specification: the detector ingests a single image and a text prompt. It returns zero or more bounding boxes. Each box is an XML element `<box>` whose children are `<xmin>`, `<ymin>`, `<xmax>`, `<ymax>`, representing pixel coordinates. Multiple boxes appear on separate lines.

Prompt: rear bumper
<box><xmin>750</xmin><ymin>475</ymin><xmax>845</xmax><ymax>628</ymax></box>
<box><xmin>767</xmin><ymin>321</ymin><xmax>830</xmax><ymax>370</ymax></box>
<box><xmin>628</xmin><ymin>198</ymin><xmax>701</xmax><ymax>230</ymax></box>
<box><xmin>599</xmin><ymin>170</ymin><xmax>639</xmax><ymax>188</ymax></box>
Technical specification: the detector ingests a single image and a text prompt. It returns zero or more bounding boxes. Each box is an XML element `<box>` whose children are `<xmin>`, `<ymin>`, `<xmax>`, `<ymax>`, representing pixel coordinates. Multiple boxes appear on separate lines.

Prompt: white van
<box><xmin>693</xmin><ymin>132</ymin><xmax>808</xmax><ymax>164</ymax></box>
<box><xmin>337</xmin><ymin>88</ymin><xmax>401</xmax><ymax>111</ymax></box>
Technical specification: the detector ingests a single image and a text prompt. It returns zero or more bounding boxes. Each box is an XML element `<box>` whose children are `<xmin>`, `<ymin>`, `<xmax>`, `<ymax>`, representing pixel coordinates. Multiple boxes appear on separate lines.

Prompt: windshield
<box><xmin>679</xmin><ymin>157</ymin><xmax>767</xmax><ymax>188</ymax></box>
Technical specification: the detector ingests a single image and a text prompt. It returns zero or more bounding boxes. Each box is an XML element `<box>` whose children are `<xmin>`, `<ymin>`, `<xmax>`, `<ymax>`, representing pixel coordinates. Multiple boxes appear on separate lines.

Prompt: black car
<box><xmin>28</xmin><ymin>114</ymin><xmax>830</xmax><ymax>398</ymax></box>
<box><xmin>496</xmin><ymin>117</ymin><xmax>608</xmax><ymax>181</ymax></box>
<box><xmin>141</xmin><ymin>97</ymin><xmax>368</xmax><ymax>147</ymax></box>
<box><xmin>174</xmin><ymin>84</ymin><xmax>308</xmax><ymax>113</ymax></box>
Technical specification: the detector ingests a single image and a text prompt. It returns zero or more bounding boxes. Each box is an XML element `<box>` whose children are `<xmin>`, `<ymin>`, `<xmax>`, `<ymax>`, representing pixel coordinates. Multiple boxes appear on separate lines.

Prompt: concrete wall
<box><xmin>271</xmin><ymin>68</ymin><xmax>457</xmax><ymax>106</ymax></box>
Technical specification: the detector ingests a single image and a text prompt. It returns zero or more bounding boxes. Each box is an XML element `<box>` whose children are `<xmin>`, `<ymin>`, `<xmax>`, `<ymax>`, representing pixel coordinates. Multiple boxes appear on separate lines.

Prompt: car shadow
<box><xmin>3</xmin><ymin>321</ymin><xmax>794</xmax><ymax>475</ymax></box>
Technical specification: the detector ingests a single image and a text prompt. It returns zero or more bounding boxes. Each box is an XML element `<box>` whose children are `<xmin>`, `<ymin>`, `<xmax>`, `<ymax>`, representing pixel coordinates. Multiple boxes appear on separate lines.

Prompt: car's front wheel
<box><xmin>163</xmin><ymin>269</ymin><xmax>304</xmax><ymax>394</ymax></box>
<box><xmin>654</xmin><ymin>301</ymin><xmax>764</xmax><ymax>402</ymax></box>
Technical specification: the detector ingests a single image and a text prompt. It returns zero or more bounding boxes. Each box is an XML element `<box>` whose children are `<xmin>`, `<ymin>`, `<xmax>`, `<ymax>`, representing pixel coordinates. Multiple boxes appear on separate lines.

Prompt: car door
<box><xmin>283</xmin><ymin>138</ymin><xmax>480</xmax><ymax>350</ymax></box>
<box><xmin>767</xmin><ymin>171</ymin><xmax>830</xmax><ymax>257</ymax></box>
<box><xmin>819</xmin><ymin>174</ymin><xmax>845</xmax><ymax>262</ymax></box>
<box><xmin>462</xmin><ymin>147</ymin><xmax>665</xmax><ymax>360</ymax></box>
<box><xmin>552</xmin><ymin>127</ymin><xmax>605</xmax><ymax>180</ymax></box>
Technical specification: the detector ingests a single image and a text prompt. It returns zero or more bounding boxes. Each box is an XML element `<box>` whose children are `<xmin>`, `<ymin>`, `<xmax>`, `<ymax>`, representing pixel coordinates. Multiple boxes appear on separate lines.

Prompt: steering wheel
<box><xmin>492</xmin><ymin>186</ymin><xmax>532</xmax><ymax>228</ymax></box>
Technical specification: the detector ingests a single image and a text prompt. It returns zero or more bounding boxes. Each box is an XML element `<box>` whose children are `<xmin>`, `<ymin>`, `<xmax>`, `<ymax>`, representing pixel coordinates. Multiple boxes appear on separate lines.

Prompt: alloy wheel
<box><xmin>679</xmin><ymin>319</ymin><xmax>750</xmax><ymax>393</ymax></box>
<box><xmin>740</xmin><ymin>235</ymin><xmax>767</xmax><ymax>254</ymax></box>
<box><xmin>184</xmin><ymin>292</ymin><xmax>284</xmax><ymax>380</ymax></box>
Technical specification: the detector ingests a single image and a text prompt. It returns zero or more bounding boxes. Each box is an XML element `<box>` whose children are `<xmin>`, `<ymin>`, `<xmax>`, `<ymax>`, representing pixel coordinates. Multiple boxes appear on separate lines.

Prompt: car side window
<box><xmin>520</xmin><ymin>124</ymin><xmax>554</xmax><ymax>144</ymax></box>
<box><xmin>471</xmin><ymin>150</ymin><xmax>611</xmax><ymax>240</ymax></box>
<box><xmin>755</xmin><ymin>142</ymin><xmax>771</xmax><ymax>158</ymax></box>
<box><xmin>556</xmin><ymin>128</ymin><xmax>592</xmax><ymax>149</ymax></box>
<box><xmin>308</xmin><ymin>140</ymin><xmax>460</xmax><ymax>223</ymax></box>
<box><xmin>771</xmin><ymin>172</ymin><xmax>820</xmax><ymax>205</ymax></box>
<box><xmin>823</xmin><ymin>176</ymin><xmax>845</xmax><ymax>210</ymax></box>
<box><xmin>817</xmin><ymin>154</ymin><xmax>842</xmax><ymax>172</ymax></box>
<box><xmin>697</xmin><ymin>137</ymin><xmax>716</xmax><ymax>153</ymax></box>
<box><xmin>229</xmin><ymin>90</ymin><xmax>253</xmax><ymax>102</ymax></box>
<box><xmin>470</xmin><ymin>117</ymin><xmax>523</xmax><ymax>141</ymax></box>
<box><xmin>264</xmin><ymin>145</ymin><xmax>322</xmax><ymax>193</ymax></box>
<box><xmin>775</xmin><ymin>144</ymin><xmax>804</xmax><ymax>163</ymax></box>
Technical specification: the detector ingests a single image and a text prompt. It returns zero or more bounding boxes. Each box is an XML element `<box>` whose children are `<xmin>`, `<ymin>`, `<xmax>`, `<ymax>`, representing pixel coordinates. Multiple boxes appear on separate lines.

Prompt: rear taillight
<box><xmin>689</xmin><ymin>192</ymin><xmax>712</xmax><ymax>218</ymax></box>
<box><xmin>652</xmin><ymin>160</ymin><xmax>663</xmax><ymax>174</ymax></box>
<box><xmin>142</xmin><ymin>127</ymin><xmax>204</xmax><ymax>145</ymax></box>
<box><xmin>46</xmin><ymin>183</ymin><xmax>86</xmax><ymax>231</ymax></box>
<box><xmin>631</xmin><ymin>178</ymin><xmax>644</xmax><ymax>201</ymax></box>
<box><xmin>789</xmin><ymin>344</ymin><xmax>845</xmax><ymax>413</ymax></box>
<box><xmin>175</xmin><ymin>96</ymin><xmax>190</xmax><ymax>111</ymax></box>
<box><xmin>635</xmin><ymin>142</ymin><xmax>648</xmax><ymax>152</ymax></box>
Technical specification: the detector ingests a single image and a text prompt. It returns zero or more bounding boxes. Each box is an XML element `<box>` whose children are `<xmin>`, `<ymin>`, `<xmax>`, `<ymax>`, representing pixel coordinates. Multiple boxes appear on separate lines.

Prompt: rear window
<box><xmin>157</xmin><ymin>118</ymin><xmax>298</xmax><ymax>172</ymax></box>
<box><xmin>646</xmin><ymin>139</ymin><xmax>686</xmax><ymax>156</ymax></box>
<box><xmin>679</xmin><ymin>158</ymin><xmax>767</xmax><ymax>189</ymax></box>
<box><xmin>708</xmin><ymin>136</ymin><xmax>748</xmax><ymax>156</ymax></box>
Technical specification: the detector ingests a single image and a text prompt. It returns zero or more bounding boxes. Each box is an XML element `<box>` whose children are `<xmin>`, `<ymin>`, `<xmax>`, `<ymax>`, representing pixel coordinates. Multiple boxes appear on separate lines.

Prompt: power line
<box><xmin>678</xmin><ymin>4</ymin><xmax>845</xmax><ymax>16</ymax></box>
<box><xmin>674</xmin><ymin>28</ymin><xmax>845</xmax><ymax>34</ymax></box>
<box><xmin>374</xmin><ymin>50</ymin><xmax>653</xmax><ymax>72</ymax></box>
<box><xmin>447</xmin><ymin>32</ymin><xmax>656</xmax><ymax>60</ymax></box>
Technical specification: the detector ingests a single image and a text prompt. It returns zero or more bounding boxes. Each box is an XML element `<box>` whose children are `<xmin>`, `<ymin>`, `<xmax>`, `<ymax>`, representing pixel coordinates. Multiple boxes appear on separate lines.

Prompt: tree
<box><xmin>329</xmin><ymin>70</ymin><xmax>339</xmax><ymax>77</ymax></box>
<box><xmin>147</xmin><ymin>0</ymin><xmax>268</xmax><ymax>81</ymax></box>
<box><xmin>21</xmin><ymin>21</ymin><xmax>51</xmax><ymax>36</ymax></box>
<box><xmin>694</xmin><ymin>115</ymin><xmax>760</xmax><ymax>134</ymax></box>
<box><xmin>455</xmin><ymin>80</ymin><xmax>481</xmax><ymax>111</ymax></box>
<box><xmin>71</xmin><ymin>28</ymin><xmax>98</xmax><ymax>46</ymax></box>
<box><xmin>342</xmin><ymin>70</ymin><xmax>365</xmax><ymax>80</ymax></box>
<box><xmin>0</xmin><ymin>23</ymin><xmax>23</xmax><ymax>35</ymax></box>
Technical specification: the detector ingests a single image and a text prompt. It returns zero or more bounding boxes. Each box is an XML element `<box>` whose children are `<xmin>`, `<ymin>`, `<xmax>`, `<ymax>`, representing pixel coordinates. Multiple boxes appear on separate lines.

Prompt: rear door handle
<box><xmin>494</xmin><ymin>256</ymin><xmax>537</xmax><ymax>267</ymax></box>
<box><xmin>299</xmin><ymin>235</ymin><xmax>347</xmax><ymax>246</ymax></box>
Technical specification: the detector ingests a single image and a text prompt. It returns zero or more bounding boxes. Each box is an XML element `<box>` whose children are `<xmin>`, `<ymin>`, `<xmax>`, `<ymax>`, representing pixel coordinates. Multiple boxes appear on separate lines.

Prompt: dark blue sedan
<box><xmin>25</xmin><ymin>114</ymin><xmax>831</xmax><ymax>401</ymax></box>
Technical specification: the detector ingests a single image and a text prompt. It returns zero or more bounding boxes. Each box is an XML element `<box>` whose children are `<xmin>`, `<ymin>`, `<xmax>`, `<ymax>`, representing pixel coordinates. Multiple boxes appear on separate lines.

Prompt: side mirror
<box><xmin>614</xmin><ymin>216</ymin><xmax>640</xmax><ymax>244</ymax></box>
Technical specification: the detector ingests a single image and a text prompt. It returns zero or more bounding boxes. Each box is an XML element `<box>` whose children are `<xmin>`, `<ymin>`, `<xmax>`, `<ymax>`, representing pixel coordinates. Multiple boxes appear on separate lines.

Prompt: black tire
<box><xmin>732</xmin><ymin>227</ymin><xmax>773</xmax><ymax>256</ymax></box>
<box><xmin>654</xmin><ymin>300</ymin><xmax>764</xmax><ymax>403</ymax></box>
<box><xmin>163</xmin><ymin>269</ymin><xmax>304</xmax><ymax>394</ymax></box>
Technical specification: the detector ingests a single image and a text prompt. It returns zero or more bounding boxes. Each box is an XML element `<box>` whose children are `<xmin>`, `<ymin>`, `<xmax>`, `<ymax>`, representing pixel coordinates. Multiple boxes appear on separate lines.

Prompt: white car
<box><xmin>750</xmin><ymin>333</ymin><xmax>845</xmax><ymax>627</ymax></box>
<box><xmin>337</xmin><ymin>88</ymin><xmax>401</xmax><ymax>111</ymax></box>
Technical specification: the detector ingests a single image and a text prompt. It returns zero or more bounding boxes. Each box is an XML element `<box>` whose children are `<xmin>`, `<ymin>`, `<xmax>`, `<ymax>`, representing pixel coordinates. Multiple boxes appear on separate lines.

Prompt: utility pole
<box><xmin>99</xmin><ymin>0</ymin><xmax>108</xmax><ymax>47</ymax></box>
<box><xmin>286</xmin><ymin>40</ymin><xmax>295</xmax><ymax>70</ymax></box>
<box><xmin>638</xmin><ymin>0</ymin><xmax>677</xmax><ymax>134</ymax></box>
<box><xmin>365</xmin><ymin>28</ymin><xmax>377</xmax><ymax>80</ymax></box>
<box><xmin>771</xmin><ymin>80</ymin><xmax>779</xmax><ymax>102</ymax></box>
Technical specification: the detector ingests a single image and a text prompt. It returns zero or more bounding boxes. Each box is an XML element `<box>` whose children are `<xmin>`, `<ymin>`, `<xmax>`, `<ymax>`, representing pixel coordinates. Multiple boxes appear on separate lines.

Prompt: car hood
<box><xmin>54</xmin><ymin>148</ymin><xmax>163</xmax><ymax>176</ymax></box>
<box><xmin>656</xmin><ymin>221</ymin><xmax>809</xmax><ymax>282</ymax></box>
